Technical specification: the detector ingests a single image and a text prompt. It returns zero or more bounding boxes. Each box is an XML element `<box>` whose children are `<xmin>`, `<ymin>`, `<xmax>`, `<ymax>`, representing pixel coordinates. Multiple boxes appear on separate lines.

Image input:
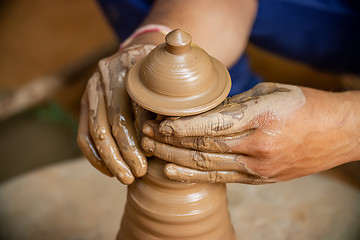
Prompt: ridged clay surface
<box><xmin>117</xmin><ymin>158</ymin><xmax>235</xmax><ymax>239</ymax></box>
<box><xmin>126</xmin><ymin>29</ymin><xmax>231</xmax><ymax>116</ymax></box>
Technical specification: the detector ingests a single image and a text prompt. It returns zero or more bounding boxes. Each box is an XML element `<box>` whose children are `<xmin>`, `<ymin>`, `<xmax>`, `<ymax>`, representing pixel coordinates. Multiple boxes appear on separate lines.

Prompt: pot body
<box><xmin>117</xmin><ymin>158</ymin><xmax>235</xmax><ymax>240</ymax></box>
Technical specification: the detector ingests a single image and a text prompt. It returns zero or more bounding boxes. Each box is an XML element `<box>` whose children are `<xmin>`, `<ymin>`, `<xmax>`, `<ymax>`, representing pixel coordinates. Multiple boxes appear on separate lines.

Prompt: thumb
<box><xmin>159</xmin><ymin>103</ymin><xmax>248</xmax><ymax>137</ymax></box>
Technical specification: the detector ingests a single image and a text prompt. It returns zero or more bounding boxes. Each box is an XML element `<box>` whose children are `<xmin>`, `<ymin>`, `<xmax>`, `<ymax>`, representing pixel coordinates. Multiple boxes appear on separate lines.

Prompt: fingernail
<box><xmin>164</xmin><ymin>164</ymin><xmax>177</xmax><ymax>178</ymax></box>
<box><xmin>142</xmin><ymin>123</ymin><xmax>154</xmax><ymax>137</ymax></box>
<box><xmin>159</xmin><ymin>123</ymin><xmax>173</xmax><ymax>136</ymax></box>
<box><xmin>141</xmin><ymin>137</ymin><xmax>155</xmax><ymax>153</ymax></box>
<box><xmin>117</xmin><ymin>172</ymin><xmax>134</xmax><ymax>185</ymax></box>
<box><xmin>133</xmin><ymin>163</ymin><xmax>147</xmax><ymax>178</ymax></box>
<box><xmin>164</xmin><ymin>164</ymin><xmax>187</xmax><ymax>183</ymax></box>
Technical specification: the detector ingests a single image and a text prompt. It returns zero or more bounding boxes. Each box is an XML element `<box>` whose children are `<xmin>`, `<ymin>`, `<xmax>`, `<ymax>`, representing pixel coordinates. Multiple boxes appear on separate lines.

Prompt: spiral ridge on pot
<box><xmin>126</xmin><ymin>29</ymin><xmax>231</xmax><ymax>116</ymax></box>
<box><xmin>117</xmin><ymin>159</ymin><xmax>235</xmax><ymax>239</ymax></box>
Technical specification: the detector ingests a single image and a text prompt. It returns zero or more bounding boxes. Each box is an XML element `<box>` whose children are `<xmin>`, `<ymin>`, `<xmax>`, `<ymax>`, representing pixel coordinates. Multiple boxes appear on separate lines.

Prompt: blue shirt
<box><xmin>98</xmin><ymin>0</ymin><xmax>360</xmax><ymax>96</ymax></box>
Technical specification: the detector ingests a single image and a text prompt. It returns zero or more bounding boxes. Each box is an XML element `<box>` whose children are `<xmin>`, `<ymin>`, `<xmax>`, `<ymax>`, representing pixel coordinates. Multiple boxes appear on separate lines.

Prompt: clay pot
<box><xmin>126</xmin><ymin>29</ymin><xmax>231</xmax><ymax>116</ymax></box>
<box><xmin>120</xmin><ymin>29</ymin><xmax>235</xmax><ymax>239</ymax></box>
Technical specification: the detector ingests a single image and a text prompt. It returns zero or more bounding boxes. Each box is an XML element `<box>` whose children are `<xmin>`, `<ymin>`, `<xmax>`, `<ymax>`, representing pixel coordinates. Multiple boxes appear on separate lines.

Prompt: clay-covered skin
<box><xmin>77</xmin><ymin>44</ymin><xmax>155</xmax><ymax>185</ymax></box>
<box><xmin>141</xmin><ymin>82</ymin><xmax>360</xmax><ymax>184</ymax></box>
<box><xmin>157</xmin><ymin>82</ymin><xmax>305</xmax><ymax>137</ymax></box>
<box><xmin>117</xmin><ymin>158</ymin><xmax>235</xmax><ymax>240</ymax></box>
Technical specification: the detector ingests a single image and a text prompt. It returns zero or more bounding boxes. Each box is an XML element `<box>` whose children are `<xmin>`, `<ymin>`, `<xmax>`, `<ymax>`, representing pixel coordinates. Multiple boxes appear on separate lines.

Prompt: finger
<box><xmin>158</xmin><ymin>102</ymin><xmax>250</xmax><ymax>137</ymax></box>
<box><xmin>132</xmin><ymin>101</ymin><xmax>156</xmax><ymax>139</ymax></box>
<box><xmin>143</xmin><ymin>120</ymin><xmax>255</xmax><ymax>154</ymax></box>
<box><xmin>132</xmin><ymin>101</ymin><xmax>156</xmax><ymax>158</ymax></box>
<box><xmin>88</xmin><ymin>73</ymin><xmax>134</xmax><ymax>185</ymax></box>
<box><xmin>109</xmin><ymin>94</ymin><xmax>148</xmax><ymax>177</ymax></box>
<box><xmin>99</xmin><ymin>59</ymin><xmax>148</xmax><ymax>178</ymax></box>
<box><xmin>112</xmin><ymin>121</ymin><xmax>148</xmax><ymax>178</ymax></box>
<box><xmin>164</xmin><ymin>164</ymin><xmax>277</xmax><ymax>184</ymax></box>
<box><xmin>77</xmin><ymin>93</ymin><xmax>114</xmax><ymax>177</ymax></box>
<box><xmin>141</xmin><ymin>137</ymin><xmax>253</xmax><ymax>173</ymax></box>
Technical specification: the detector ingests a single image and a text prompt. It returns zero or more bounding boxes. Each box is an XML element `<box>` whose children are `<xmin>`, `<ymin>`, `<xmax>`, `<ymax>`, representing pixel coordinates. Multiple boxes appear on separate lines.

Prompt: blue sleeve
<box><xmin>97</xmin><ymin>0</ymin><xmax>154</xmax><ymax>41</ymax></box>
<box><xmin>250</xmin><ymin>0</ymin><xmax>360</xmax><ymax>75</ymax></box>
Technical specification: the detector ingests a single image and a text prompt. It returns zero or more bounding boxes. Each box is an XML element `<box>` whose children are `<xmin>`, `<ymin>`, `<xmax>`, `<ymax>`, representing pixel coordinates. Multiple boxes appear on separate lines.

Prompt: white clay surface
<box><xmin>0</xmin><ymin>158</ymin><xmax>359</xmax><ymax>240</ymax></box>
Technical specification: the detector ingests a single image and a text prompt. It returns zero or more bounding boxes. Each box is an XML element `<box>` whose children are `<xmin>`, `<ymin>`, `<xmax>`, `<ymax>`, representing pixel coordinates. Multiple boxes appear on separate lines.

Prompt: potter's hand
<box><xmin>78</xmin><ymin>44</ymin><xmax>155</xmax><ymax>185</ymax></box>
<box><xmin>142</xmin><ymin>82</ymin><xmax>359</xmax><ymax>184</ymax></box>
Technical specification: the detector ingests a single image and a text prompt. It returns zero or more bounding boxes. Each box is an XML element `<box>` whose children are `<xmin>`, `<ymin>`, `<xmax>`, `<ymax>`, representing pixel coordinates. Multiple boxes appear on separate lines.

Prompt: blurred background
<box><xmin>0</xmin><ymin>0</ymin><xmax>118</xmax><ymax>182</ymax></box>
<box><xmin>0</xmin><ymin>0</ymin><xmax>359</xmax><ymax>186</ymax></box>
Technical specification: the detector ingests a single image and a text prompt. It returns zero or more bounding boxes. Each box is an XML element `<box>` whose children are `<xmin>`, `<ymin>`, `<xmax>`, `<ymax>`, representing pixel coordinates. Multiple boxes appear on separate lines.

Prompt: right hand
<box><xmin>77</xmin><ymin>44</ymin><xmax>155</xmax><ymax>185</ymax></box>
<box><xmin>141</xmin><ymin>83</ymin><xmax>359</xmax><ymax>184</ymax></box>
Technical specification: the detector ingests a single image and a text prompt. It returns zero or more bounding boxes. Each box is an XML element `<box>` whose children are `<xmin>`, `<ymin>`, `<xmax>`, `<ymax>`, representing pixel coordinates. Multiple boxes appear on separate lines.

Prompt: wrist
<box><xmin>121</xmin><ymin>24</ymin><xmax>172</xmax><ymax>49</ymax></box>
<box><xmin>341</xmin><ymin>90</ymin><xmax>360</xmax><ymax>162</ymax></box>
<box><xmin>301</xmin><ymin>88</ymin><xmax>360</xmax><ymax>168</ymax></box>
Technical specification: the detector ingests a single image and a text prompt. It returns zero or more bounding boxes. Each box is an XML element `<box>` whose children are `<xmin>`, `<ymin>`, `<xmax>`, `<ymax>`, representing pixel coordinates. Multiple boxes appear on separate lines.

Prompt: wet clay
<box><xmin>119</xmin><ymin>29</ymin><xmax>235</xmax><ymax>239</ymax></box>
<box><xmin>126</xmin><ymin>29</ymin><xmax>231</xmax><ymax>116</ymax></box>
<box><xmin>118</xmin><ymin>158</ymin><xmax>235</xmax><ymax>239</ymax></box>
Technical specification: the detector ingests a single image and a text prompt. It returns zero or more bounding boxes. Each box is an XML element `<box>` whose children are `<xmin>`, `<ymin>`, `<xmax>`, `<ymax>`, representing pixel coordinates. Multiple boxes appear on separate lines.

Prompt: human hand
<box><xmin>77</xmin><ymin>44</ymin><xmax>155</xmax><ymax>185</ymax></box>
<box><xmin>141</xmin><ymin>82</ymin><xmax>359</xmax><ymax>184</ymax></box>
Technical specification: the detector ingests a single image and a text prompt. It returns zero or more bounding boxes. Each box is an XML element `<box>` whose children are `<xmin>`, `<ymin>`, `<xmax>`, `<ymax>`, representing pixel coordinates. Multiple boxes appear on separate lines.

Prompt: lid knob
<box><xmin>165</xmin><ymin>29</ymin><xmax>192</xmax><ymax>55</ymax></box>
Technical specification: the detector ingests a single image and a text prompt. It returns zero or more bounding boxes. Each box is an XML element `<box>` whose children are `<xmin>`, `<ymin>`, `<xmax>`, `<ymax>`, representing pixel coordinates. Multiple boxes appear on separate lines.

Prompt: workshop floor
<box><xmin>0</xmin><ymin>0</ymin><xmax>359</xmax><ymax>189</ymax></box>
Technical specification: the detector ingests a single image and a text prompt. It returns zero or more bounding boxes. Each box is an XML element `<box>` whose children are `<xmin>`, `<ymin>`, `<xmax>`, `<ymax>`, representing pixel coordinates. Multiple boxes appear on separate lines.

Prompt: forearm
<box><xmin>132</xmin><ymin>0</ymin><xmax>258</xmax><ymax>67</ymax></box>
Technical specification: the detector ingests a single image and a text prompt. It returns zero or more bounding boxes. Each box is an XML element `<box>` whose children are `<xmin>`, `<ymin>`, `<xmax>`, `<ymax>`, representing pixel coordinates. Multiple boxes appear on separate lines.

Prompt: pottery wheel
<box><xmin>0</xmin><ymin>158</ymin><xmax>359</xmax><ymax>240</ymax></box>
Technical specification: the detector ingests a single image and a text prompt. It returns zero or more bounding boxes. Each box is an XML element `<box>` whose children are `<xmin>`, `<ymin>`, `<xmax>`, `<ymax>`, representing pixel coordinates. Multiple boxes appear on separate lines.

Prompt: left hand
<box><xmin>77</xmin><ymin>44</ymin><xmax>156</xmax><ymax>184</ymax></box>
<box><xmin>141</xmin><ymin>83</ymin><xmax>359</xmax><ymax>184</ymax></box>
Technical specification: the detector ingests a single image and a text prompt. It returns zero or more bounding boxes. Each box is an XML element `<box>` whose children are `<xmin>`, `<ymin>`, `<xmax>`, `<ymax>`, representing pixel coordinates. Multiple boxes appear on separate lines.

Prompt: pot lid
<box><xmin>126</xmin><ymin>29</ymin><xmax>231</xmax><ymax>116</ymax></box>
